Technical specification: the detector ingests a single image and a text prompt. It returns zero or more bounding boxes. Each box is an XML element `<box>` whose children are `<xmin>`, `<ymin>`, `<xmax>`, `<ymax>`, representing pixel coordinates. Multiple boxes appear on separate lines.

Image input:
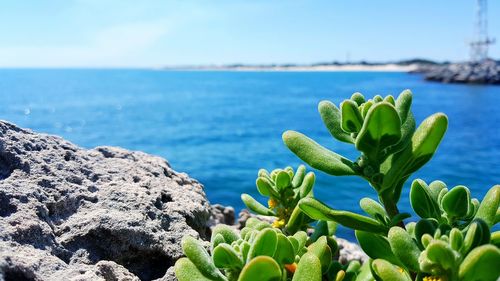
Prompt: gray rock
<box><xmin>335</xmin><ymin>238</ymin><xmax>368</xmax><ymax>265</ymax></box>
<box><xmin>422</xmin><ymin>59</ymin><xmax>500</xmax><ymax>84</ymax></box>
<box><xmin>207</xmin><ymin>204</ymin><xmax>235</xmax><ymax>229</ymax></box>
<box><xmin>0</xmin><ymin>121</ymin><xmax>212</xmax><ymax>280</ymax></box>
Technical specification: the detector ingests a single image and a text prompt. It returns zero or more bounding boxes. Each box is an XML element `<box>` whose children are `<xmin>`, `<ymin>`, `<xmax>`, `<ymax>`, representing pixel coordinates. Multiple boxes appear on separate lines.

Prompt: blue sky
<box><xmin>0</xmin><ymin>0</ymin><xmax>499</xmax><ymax>67</ymax></box>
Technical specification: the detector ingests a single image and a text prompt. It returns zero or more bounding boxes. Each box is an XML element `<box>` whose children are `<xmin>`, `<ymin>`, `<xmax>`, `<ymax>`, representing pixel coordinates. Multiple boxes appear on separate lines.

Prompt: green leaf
<box><xmin>355</xmin><ymin>102</ymin><xmax>401</xmax><ymax>162</ymax></box>
<box><xmin>285</xmin><ymin>206</ymin><xmax>304</xmax><ymax>234</ymax></box>
<box><xmin>410</xmin><ymin>179</ymin><xmax>441</xmax><ymax>219</ymax></box>
<box><xmin>414</xmin><ymin>219</ymin><xmax>438</xmax><ymax>248</ymax></box>
<box><xmin>355</xmin><ymin>230</ymin><xmax>402</xmax><ymax>266</ymax></box>
<box><xmin>474</xmin><ymin>185</ymin><xmax>500</xmax><ymax>227</ymax></box>
<box><xmin>387</xmin><ymin>227</ymin><xmax>421</xmax><ymax>272</ymax></box>
<box><xmin>425</xmin><ymin>240</ymin><xmax>457</xmax><ymax>270</ymax></box>
<box><xmin>211</xmin><ymin>225</ymin><xmax>240</xmax><ymax>246</ymax></box>
<box><xmin>245</xmin><ymin>217</ymin><xmax>271</xmax><ymax>230</ymax></box>
<box><xmin>213</xmin><ymin>243</ymin><xmax>243</xmax><ymax>269</ymax></box>
<box><xmin>360</xmin><ymin>197</ymin><xmax>388</xmax><ymax>222</ymax></box>
<box><xmin>351</xmin><ymin>92</ymin><xmax>365</xmax><ymax>105</ymax></box>
<box><xmin>307</xmin><ymin>236</ymin><xmax>333</xmax><ymax>273</ymax></box>
<box><xmin>292</xmin><ymin>253</ymin><xmax>322</xmax><ymax>281</ymax></box>
<box><xmin>395</xmin><ymin>89</ymin><xmax>412</xmax><ymax>123</ymax></box>
<box><xmin>383</xmin><ymin>113</ymin><xmax>448</xmax><ymax>191</ymax></box>
<box><xmin>241</xmin><ymin>194</ymin><xmax>274</xmax><ymax>216</ymax></box>
<box><xmin>282</xmin><ymin>130</ymin><xmax>357</xmax><ymax>176</ymax></box>
<box><xmin>450</xmin><ymin>228</ymin><xmax>463</xmax><ymax>251</ymax></box>
<box><xmin>248</xmin><ymin>228</ymin><xmax>278</xmax><ymax>259</ymax></box>
<box><xmin>462</xmin><ymin>219</ymin><xmax>490</xmax><ymax>255</ymax></box>
<box><xmin>341</xmin><ymin>100</ymin><xmax>364</xmax><ymax>133</ymax></box>
<box><xmin>459</xmin><ymin>245</ymin><xmax>500</xmax><ymax>281</ymax></box>
<box><xmin>491</xmin><ymin>231</ymin><xmax>500</xmax><ymax>248</ymax></box>
<box><xmin>299</xmin><ymin>172</ymin><xmax>315</xmax><ymax>198</ymax></box>
<box><xmin>291</xmin><ymin>165</ymin><xmax>306</xmax><ymax>188</ymax></box>
<box><xmin>275</xmin><ymin>171</ymin><xmax>291</xmax><ymax>191</ymax></box>
<box><xmin>371</xmin><ymin>259</ymin><xmax>412</xmax><ymax>281</ymax></box>
<box><xmin>441</xmin><ymin>185</ymin><xmax>470</xmax><ymax>219</ymax></box>
<box><xmin>318</xmin><ymin>100</ymin><xmax>354</xmax><ymax>143</ymax></box>
<box><xmin>212</xmin><ymin>234</ymin><xmax>226</xmax><ymax>250</ymax></box>
<box><xmin>238</xmin><ymin>256</ymin><xmax>282</xmax><ymax>281</ymax></box>
<box><xmin>293</xmin><ymin>231</ymin><xmax>308</xmax><ymax>252</ymax></box>
<box><xmin>256</xmin><ymin>177</ymin><xmax>274</xmax><ymax>196</ymax></box>
<box><xmin>310</xmin><ymin>220</ymin><xmax>336</xmax><ymax>242</ymax></box>
<box><xmin>181</xmin><ymin>236</ymin><xmax>227</xmax><ymax>281</ymax></box>
<box><xmin>273</xmin><ymin>233</ymin><xmax>295</xmax><ymax>264</ymax></box>
<box><xmin>299</xmin><ymin>198</ymin><xmax>387</xmax><ymax>233</ymax></box>
<box><xmin>175</xmin><ymin>258</ymin><xmax>223</xmax><ymax>281</ymax></box>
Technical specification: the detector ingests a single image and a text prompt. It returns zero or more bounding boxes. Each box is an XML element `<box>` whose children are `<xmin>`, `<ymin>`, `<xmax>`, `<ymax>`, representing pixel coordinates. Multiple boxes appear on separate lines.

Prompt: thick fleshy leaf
<box><xmin>450</xmin><ymin>228</ymin><xmax>464</xmax><ymax>251</ymax></box>
<box><xmin>310</xmin><ymin>220</ymin><xmax>336</xmax><ymax>242</ymax></box>
<box><xmin>361</xmin><ymin>100</ymin><xmax>374</xmax><ymax>118</ymax></box>
<box><xmin>490</xmin><ymin>231</ymin><xmax>500</xmax><ymax>248</ymax></box>
<box><xmin>275</xmin><ymin>171</ymin><xmax>291</xmax><ymax>191</ymax></box>
<box><xmin>293</xmin><ymin>231</ymin><xmax>308</xmax><ymax>251</ymax></box>
<box><xmin>282</xmin><ymin>130</ymin><xmax>357</xmax><ymax>176</ymax></box>
<box><xmin>175</xmin><ymin>258</ymin><xmax>223</xmax><ymax>281</ymax></box>
<box><xmin>462</xmin><ymin>219</ymin><xmax>490</xmax><ymax>255</ymax></box>
<box><xmin>307</xmin><ymin>236</ymin><xmax>332</xmax><ymax>272</ymax></box>
<box><xmin>395</xmin><ymin>89</ymin><xmax>412</xmax><ymax>123</ymax></box>
<box><xmin>318</xmin><ymin>100</ymin><xmax>354</xmax><ymax>143</ymax></box>
<box><xmin>371</xmin><ymin>259</ymin><xmax>412</xmax><ymax>281</ymax></box>
<box><xmin>359</xmin><ymin>197</ymin><xmax>388</xmax><ymax>222</ymax></box>
<box><xmin>256</xmin><ymin>177</ymin><xmax>273</xmax><ymax>196</ymax></box>
<box><xmin>474</xmin><ymin>185</ymin><xmax>500</xmax><ymax>227</ymax></box>
<box><xmin>292</xmin><ymin>253</ymin><xmax>322</xmax><ymax>281</ymax></box>
<box><xmin>341</xmin><ymin>100</ymin><xmax>364</xmax><ymax>133</ymax></box>
<box><xmin>441</xmin><ymin>185</ymin><xmax>470</xmax><ymax>219</ymax></box>
<box><xmin>291</xmin><ymin>165</ymin><xmax>306</xmax><ymax>188</ymax></box>
<box><xmin>238</xmin><ymin>256</ymin><xmax>282</xmax><ymax>281</ymax></box>
<box><xmin>247</xmin><ymin>228</ymin><xmax>278</xmax><ymax>259</ymax></box>
<box><xmin>211</xmin><ymin>225</ymin><xmax>240</xmax><ymax>246</ymax></box>
<box><xmin>458</xmin><ymin>245</ymin><xmax>500</xmax><ymax>281</ymax></box>
<box><xmin>388</xmin><ymin>227</ymin><xmax>421</xmax><ymax>272</ymax></box>
<box><xmin>383</xmin><ymin>113</ymin><xmax>448</xmax><ymax>192</ymax></box>
<box><xmin>414</xmin><ymin>219</ymin><xmax>438</xmax><ymax>247</ymax></box>
<box><xmin>299</xmin><ymin>198</ymin><xmax>387</xmax><ymax>233</ymax></box>
<box><xmin>245</xmin><ymin>217</ymin><xmax>271</xmax><ymax>230</ymax></box>
<box><xmin>181</xmin><ymin>236</ymin><xmax>226</xmax><ymax>281</ymax></box>
<box><xmin>241</xmin><ymin>194</ymin><xmax>274</xmax><ymax>216</ymax></box>
<box><xmin>425</xmin><ymin>240</ymin><xmax>457</xmax><ymax>270</ymax></box>
<box><xmin>384</xmin><ymin>95</ymin><xmax>395</xmax><ymax>106</ymax></box>
<box><xmin>273</xmin><ymin>233</ymin><xmax>295</xmax><ymax>264</ymax></box>
<box><xmin>286</xmin><ymin>206</ymin><xmax>304</xmax><ymax>234</ymax></box>
<box><xmin>355</xmin><ymin>230</ymin><xmax>402</xmax><ymax>266</ymax></box>
<box><xmin>410</xmin><ymin>179</ymin><xmax>441</xmax><ymax>219</ymax></box>
<box><xmin>299</xmin><ymin>172</ymin><xmax>315</xmax><ymax>198</ymax></box>
<box><xmin>213</xmin><ymin>243</ymin><xmax>243</xmax><ymax>269</ymax></box>
<box><xmin>355</xmin><ymin>102</ymin><xmax>401</xmax><ymax>162</ymax></box>
<box><xmin>351</xmin><ymin>92</ymin><xmax>365</xmax><ymax>105</ymax></box>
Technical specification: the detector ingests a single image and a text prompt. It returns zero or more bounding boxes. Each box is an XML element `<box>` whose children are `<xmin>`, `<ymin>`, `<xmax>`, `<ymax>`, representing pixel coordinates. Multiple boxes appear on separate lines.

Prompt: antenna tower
<box><xmin>469</xmin><ymin>0</ymin><xmax>495</xmax><ymax>62</ymax></box>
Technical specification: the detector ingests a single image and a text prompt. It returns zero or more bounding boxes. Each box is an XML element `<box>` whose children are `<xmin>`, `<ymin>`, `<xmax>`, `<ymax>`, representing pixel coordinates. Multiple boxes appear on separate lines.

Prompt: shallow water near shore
<box><xmin>1</xmin><ymin>69</ymin><xmax>499</xmax><ymax>239</ymax></box>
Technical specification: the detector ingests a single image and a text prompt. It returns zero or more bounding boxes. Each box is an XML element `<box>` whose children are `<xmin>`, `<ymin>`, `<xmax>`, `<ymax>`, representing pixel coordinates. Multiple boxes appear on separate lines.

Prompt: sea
<box><xmin>1</xmin><ymin>69</ymin><xmax>499</xmax><ymax>239</ymax></box>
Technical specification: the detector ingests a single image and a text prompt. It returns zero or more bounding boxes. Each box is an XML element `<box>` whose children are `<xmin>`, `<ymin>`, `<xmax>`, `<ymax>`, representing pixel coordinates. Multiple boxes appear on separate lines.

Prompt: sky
<box><xmin>0</xmin><ymin>0</ymin><xmax>499</xmax><ymax>67</ymax></box>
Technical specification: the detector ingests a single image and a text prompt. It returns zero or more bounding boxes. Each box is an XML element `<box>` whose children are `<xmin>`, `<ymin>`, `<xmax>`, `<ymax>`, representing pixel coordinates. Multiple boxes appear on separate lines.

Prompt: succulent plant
<box><xmin>176</xmin><ymin>218</ymin><xmax>343</xmax><ymax>281</ymax></box>
<box><xmin>175</xmin><ymin>89</ymin><xmax>499</xmax><ymax>281</ymax></box>
<box><xmin>283</xmin><ymin>90</ymin><xmax>447</xmax><ymax>220</ymax></box>
<box><xmin>241</xmin><ymin>165</ymin><xmax>318</xmax><ymax>233</ymax></box>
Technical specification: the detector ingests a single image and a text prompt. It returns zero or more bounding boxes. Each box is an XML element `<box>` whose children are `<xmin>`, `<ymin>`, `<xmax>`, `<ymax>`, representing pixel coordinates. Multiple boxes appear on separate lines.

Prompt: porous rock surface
<box><xmin>0</xmin><ymin>120</ymin><xmax>212</xmax><ymax>281</ymax></box>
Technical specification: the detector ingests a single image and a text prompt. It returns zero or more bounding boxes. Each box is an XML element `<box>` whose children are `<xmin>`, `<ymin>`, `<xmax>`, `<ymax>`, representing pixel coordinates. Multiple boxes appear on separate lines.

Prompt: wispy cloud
<box><xmin>0</xmin><ymin>21</ymin><xmax>169</xmax><ymax>67</ymax></box>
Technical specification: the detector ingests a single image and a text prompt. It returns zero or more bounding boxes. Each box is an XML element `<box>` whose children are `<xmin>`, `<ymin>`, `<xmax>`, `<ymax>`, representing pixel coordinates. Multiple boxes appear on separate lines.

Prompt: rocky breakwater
<box><xmin>423</xmin><ymin>59</ymin><xmax>500</xmax><ymax>84</ymax></box>
<box><xmin>0</xmin><ymin>120</ymin><xmax>224</xmax><ymax>281</ymax></box>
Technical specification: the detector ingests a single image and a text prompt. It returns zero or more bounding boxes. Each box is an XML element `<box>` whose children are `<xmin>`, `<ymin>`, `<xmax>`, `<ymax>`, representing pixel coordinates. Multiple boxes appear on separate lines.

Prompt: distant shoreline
<box><xmin>167</xmin><ymin>63</ymin><xmax>420</xmax><ymax>72</ymax></box>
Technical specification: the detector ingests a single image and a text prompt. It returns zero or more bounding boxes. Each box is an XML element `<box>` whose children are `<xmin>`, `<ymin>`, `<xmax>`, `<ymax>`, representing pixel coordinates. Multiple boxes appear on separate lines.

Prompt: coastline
<box><xmin>164</xmin><ymin>63</ymin><xmax>420</xmax><ymax>72</ymax></box>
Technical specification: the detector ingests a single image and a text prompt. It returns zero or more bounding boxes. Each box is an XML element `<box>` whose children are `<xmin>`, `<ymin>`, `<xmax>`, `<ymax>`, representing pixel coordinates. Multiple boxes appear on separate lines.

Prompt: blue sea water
<box><xmin>0</xmin><ymin>69</ymin><xmax>499</xmax><ymax>239</ymax></box>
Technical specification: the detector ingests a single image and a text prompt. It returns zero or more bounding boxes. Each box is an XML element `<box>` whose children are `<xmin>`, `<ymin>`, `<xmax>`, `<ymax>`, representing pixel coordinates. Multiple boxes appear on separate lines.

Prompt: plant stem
<box><xmin>380</xmin><ymin>194</ymin><xmax>406</xmax><ymax>229</ymax></box>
